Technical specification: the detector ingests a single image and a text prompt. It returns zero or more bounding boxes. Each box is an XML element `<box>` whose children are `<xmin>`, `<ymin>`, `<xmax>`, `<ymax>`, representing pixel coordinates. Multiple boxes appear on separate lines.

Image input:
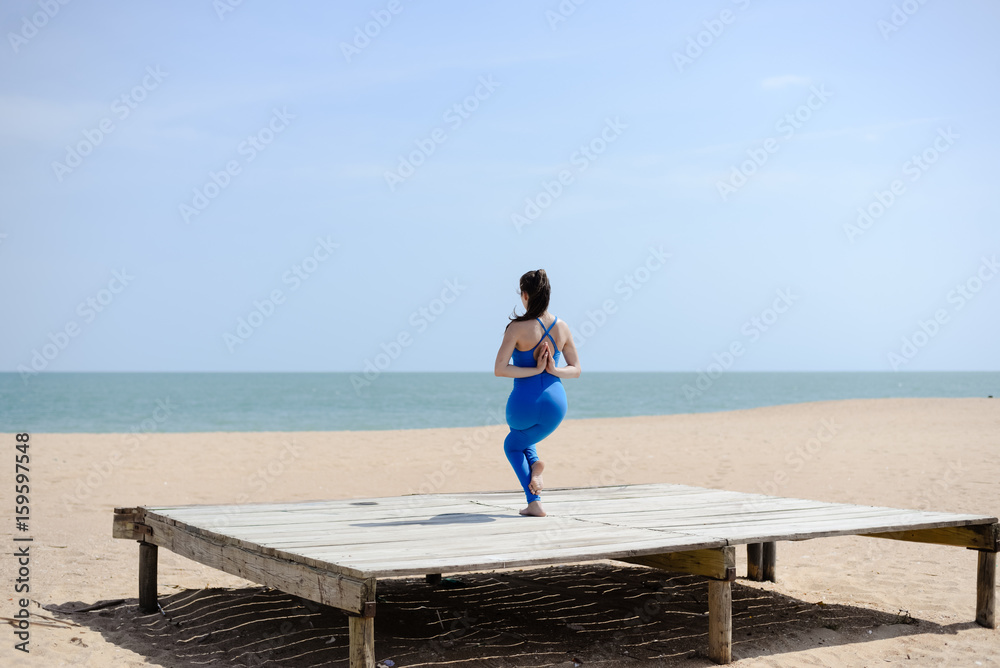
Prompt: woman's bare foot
<box><xmin>518</xmin><ymin>500</ymin><xmax>546</xmax><ymax>517</ymax></box>
<box><xmin>528</xmin><ymin>461</ymin><xmax>545</xmax><ymax>495</ymax></box>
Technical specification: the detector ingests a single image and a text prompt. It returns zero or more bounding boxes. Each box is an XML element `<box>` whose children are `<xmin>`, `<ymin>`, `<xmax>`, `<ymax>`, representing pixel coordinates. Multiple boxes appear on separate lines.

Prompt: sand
<box><xmin>2</xmin><ymin>397</ymin><xmax>998</xmax><ymax>667</ymax></box>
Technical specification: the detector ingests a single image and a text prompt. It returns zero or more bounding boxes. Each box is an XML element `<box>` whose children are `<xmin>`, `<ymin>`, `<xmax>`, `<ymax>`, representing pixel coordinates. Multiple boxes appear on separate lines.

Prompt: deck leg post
<box><xmin>138</xmin><ymin>542</ymin><xmax>158</xmax><ymax>614</ymax></box>
<box><xmin>348</xmin><ymin>614</ymin><xmax>375</xmax><ymax>668</ymax></box>
<box><xmin>977</xmin><ymin>550</ymin><xmax>996</xmax><ymax>628</ymax></box>
<box><xmin>762</xmin><ymin>541</ymin><xmax>777</xmax><ymax>582</ymax></box>
<box><xmin>746</xmin><ymin>543</ymin><xmax>763</xmax><ymax>581</ymax></box>
<box><xmin>708</xmin><ymin>578</ymin><xmax>733</xmax><ymax>664</ymax></box>
<box><xmin>426</xmin><ymin>573</ymin><xmax>442</xmax><ymax>585</ymax></box>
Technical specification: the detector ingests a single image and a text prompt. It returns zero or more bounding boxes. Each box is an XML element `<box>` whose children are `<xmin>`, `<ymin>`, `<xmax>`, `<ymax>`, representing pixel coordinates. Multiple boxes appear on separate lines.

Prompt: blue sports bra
<box><xmin>511</xmin><ymin>317</ymin><xmax>561</xmax><ymax>369</ymax></box>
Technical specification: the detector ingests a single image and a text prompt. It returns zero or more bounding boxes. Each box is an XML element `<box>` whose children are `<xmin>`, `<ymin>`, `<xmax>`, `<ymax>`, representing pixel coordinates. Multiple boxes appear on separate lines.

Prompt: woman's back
<box><xmin>510</xmin><ymin>316</ymin><xmax>562</xmax><ymax>369</ymax></box>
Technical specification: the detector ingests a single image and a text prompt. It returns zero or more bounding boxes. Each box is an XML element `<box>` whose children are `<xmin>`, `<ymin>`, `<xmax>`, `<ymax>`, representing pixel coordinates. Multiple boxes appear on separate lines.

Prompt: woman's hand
<box><xmin>545</xmin><ymin>345</ymin><xmax>558</xmax><ymax>374</ymax></box>
<box><xmin>535</xmin><ymin>342</ymin><xmax>550</xmax><ymax>374</ymax></box>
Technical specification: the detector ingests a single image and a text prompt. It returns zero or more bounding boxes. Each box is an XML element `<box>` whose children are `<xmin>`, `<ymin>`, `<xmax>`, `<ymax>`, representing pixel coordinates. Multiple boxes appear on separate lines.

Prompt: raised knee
<box><xmin>504</xmin><ymin>431</ymin><xmax>529</xmax><ymax>453</ymax></box>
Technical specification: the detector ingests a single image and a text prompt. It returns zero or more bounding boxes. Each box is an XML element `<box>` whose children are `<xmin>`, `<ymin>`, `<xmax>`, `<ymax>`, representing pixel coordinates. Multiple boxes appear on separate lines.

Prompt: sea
<box><xmin>0</xmin><ymin>372</ymin><xmax>996</xmax><ymax>434</ymax></box>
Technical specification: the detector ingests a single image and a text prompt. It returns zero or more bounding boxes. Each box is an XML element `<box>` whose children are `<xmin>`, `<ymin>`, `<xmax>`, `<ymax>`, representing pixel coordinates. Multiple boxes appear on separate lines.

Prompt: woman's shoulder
<box><xmin>505</xmin><ymin>318</ymin><xmax>532</xmax><ymax>335</ymax></box>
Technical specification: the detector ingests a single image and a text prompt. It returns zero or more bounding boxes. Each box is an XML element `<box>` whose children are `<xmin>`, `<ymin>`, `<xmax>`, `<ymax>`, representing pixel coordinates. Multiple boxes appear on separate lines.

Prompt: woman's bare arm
<box><xmin>494</xmin><ymin>323</ymin><xmax>547</xmax><ymax>378</ymax></box>
<box><xmin>545</xmin><ymin>323</ymin><xmax>581</xmax><ymax>379</ymax></box>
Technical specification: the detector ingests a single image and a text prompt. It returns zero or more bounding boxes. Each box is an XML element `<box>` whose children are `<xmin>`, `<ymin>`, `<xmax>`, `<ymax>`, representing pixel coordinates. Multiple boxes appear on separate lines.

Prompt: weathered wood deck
<box><xmin>113</xmin><ymin>483</ymin><xmax>998</xmax><ymax>666</ymax></box>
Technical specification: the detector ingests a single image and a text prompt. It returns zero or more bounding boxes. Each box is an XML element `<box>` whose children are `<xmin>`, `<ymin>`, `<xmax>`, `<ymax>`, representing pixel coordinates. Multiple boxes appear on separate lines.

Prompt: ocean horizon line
<box><xmin>2</xmin><ymin>371</ymin><xmax>996</xmax><ymax>434</ymax></box>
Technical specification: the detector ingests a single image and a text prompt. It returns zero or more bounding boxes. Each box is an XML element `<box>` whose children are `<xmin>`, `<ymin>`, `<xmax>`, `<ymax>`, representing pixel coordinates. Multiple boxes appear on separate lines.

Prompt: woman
<box><xmin>494</xmin><ymin>269</ymin><xmax>581</xmax><ymax>517</ymax></box>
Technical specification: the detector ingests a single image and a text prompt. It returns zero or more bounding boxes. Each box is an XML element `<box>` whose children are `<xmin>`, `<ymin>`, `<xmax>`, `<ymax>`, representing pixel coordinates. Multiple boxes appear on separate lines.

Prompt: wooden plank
<box><xmin>156</xmin><ymin>501</ymin><xmax>487</xmax><ymax>529</ymax></box>
<box><xmin>863</xmin><ymin>524</ymin><xmax>1000</xmax><ymax>551</ymax></box>
<box><xmin>324</xmin><ymin>531</ymin><xmax>718</xmax><ymax>566</ymax></box>
<box><xmin>588</xmin><ymin>505</ymin><xmax>979</xmax><ymax>529</ymax></box>
<box><xmin>708</xmin><ymin>578</ymin><xmax>732</xmax><ymax>664</ymax></box>
<box><xmin>220</xmin><ymin>504</ymin><xmax>989</xmax><ymax>547</ymax></box>
<box><xmin>113</xmin><ymin>509</ymin><xmax>146</xmax><ymax>540</ymax></box>
<box><xmin>247</xmin><ymin>515</ymin><xmax>662</xmax><ymax>548</ymax></box>
<box><xmin>113</xmin><ymin>506</ymin><xmax>143</xmax><ymax>514</ymax></box>
<box><xmin>314</xmin><ymin>537</ymin><xmax>729</xmax><ymax>578</ymax></box>
<box><xmin>466</xmin><ymin>483</ymin><xmax>727</xmax><ymax>503</ymax></box>
<box><xmin>746</xmin><ymin>543</ymin><xmax>763</xmax><ymax>581</ymax></box>
<box><xmin>146</xmin><ymin>494</ymin><xmax>485</xmax><ymax>515</ymax></box>
<box><xmin>139</xmin><ymin>514</ymin><xmax>376</xmax><ymax>611</ymax></box>
<box><xmin>978</xmin><ymin>550</ymin><xmax>996</xmax><ymax>629</ymax></box>
<box><xmin>480</xmin><ymin>492</ymin><xmax>753</xmax><ymax>514</ymax></box>
<box><xmin>697</xmin><ymin>514</ymin><xmax>998</xmax><ymax>546</ymax></box>
<box><xmin>619</xmin><ymin>547</ymin><xmax>736</xmax><ymax>581</ymax></box>
<box><xmin>138</xmin><ymin>543</ymin><xmax>157</xmax><ymax>614</ymax></box>
<box><xmin>265</xmin><ymin>526</ymin><xmax>656</xmax><ymax>553</ymax></box>
<box><xmin>144</xmin><ymin>483</ymin><xmax>716</xmax><ymax>516</ymax></box>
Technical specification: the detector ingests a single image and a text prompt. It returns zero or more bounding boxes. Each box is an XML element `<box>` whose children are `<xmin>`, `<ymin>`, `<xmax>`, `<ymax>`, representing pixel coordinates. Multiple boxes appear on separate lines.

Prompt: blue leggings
<box><xmin>504</xmin><ymin>373</ymin><xmax>567</xmax><ymax>503</ymax></box>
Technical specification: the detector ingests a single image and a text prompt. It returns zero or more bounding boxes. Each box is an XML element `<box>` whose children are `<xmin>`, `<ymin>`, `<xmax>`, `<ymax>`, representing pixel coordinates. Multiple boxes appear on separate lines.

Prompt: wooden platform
<box><xmin>113</xmin><ymin>483</ymin><xmax>998</xmax><ymax>666</ymax></box>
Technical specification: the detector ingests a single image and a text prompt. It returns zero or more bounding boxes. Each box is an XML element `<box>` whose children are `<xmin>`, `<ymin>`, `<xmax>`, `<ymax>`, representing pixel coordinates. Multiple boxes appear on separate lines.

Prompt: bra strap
<box><xmin>535</xmin><ymin>316</ymin><xmax>558</xmax><ymax>348</ymax></box>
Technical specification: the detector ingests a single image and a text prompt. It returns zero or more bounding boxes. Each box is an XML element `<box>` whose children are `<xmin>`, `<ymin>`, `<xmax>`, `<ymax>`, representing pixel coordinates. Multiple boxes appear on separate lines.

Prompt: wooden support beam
<box><xmin>708</xmin><ymin>578</ymin><xmax>732</xmax><ymax>664</ymax></box>
<box><xmin>349</xmin><ymin>614</ymin><xmax>375</xmax><ymax>668</ymax></box>
<box><xmin>625</xmin><ymin>547</ymin><xmax>736</xmax><ymax>663</ymax></box>
<box><xmin>762</xmin><ymin>542</ymin><xmax>776</xmax><ymax>582</ymax></box>
<box><xmin>746</xmin><ymin>543</ymin><xmax>763</xmax><ymax>581</ymax></box>
<box><xmin>978</xmin><ymin>550</ymin><xmax>996</xmax><ymax>629</ymax></box>
<box><xmin>138</xmin><ymin>543</ymin><xmax>158</xmax><ymax>614</ymax></box>
<box><xmin>863</xmin><ymin>523</ymin><xmax>999</xmax><ymax>551</ymax></box>
<box><xmin>620</xmin><ymin>547</ymin><xmax>736</xmax><ymax>581</ymax></box>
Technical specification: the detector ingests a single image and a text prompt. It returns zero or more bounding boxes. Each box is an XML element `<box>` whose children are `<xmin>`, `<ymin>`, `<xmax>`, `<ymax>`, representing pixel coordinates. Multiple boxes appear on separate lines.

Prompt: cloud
<box><xmin>761</xmin><ymin>75</ymin><xmax>812</xmax><ymax>89</ymax></box>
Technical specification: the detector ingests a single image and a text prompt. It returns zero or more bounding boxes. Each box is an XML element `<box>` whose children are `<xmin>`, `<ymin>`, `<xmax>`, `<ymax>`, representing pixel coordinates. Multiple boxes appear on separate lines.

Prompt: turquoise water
<box><xmin>0</xmin><ymin>372</ymin><xmax>996</xmax><ymax>433</ymax></box>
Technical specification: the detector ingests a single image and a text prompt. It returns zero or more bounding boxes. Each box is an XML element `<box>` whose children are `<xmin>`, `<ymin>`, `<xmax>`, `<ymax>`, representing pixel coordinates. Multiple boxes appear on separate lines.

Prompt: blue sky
<box><xmin>1</xmin><ymin>0</ymin><xmax>998</xmax><ymax>373</ymax></box>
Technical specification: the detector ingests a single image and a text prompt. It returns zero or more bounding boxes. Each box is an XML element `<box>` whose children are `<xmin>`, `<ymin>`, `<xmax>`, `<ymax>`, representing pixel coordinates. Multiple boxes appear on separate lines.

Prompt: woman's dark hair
<box><xmin>507</xmin><ymin>269</ymin><xmax>550</xmax><ymax>329</ymax></box>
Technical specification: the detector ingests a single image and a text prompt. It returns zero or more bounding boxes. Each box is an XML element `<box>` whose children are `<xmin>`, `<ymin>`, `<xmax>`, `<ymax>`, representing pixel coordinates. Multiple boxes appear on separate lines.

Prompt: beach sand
<box><xmin>2</xmin><ymin>397</ymin><xmax>998</xmax><ymax>666</ymax></box>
